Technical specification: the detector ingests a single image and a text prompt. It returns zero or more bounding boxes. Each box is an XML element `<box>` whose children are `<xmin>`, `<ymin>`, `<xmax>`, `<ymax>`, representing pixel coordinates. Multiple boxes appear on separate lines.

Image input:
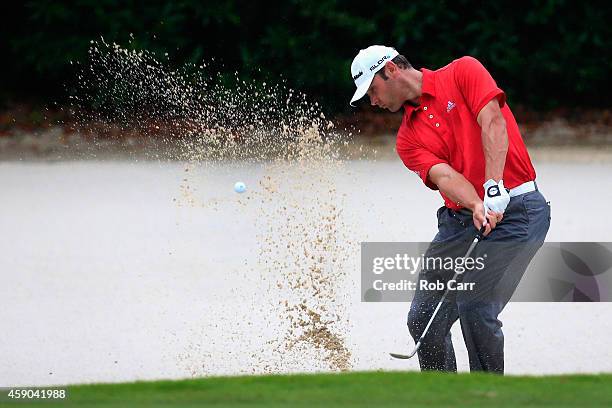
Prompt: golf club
<box><xmin>390</xmin><ymin>226</ymin><xmax>486</xmax><ymax>360</ymax></box>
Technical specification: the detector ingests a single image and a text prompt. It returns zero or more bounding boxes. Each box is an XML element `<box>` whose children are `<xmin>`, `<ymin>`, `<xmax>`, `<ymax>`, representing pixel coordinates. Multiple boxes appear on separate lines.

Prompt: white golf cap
<box><xmin>349</xmin><ymin>45</ymin><xmax>399</xmax><ymax>106</ymax></box>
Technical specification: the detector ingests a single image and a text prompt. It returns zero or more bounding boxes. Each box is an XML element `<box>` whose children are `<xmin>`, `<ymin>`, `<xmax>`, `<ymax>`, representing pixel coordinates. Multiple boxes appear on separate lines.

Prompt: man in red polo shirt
<box><xmin>350</xmin><ymin>45</ymin><xmax>550</xmax><ymax>374</ymax></box>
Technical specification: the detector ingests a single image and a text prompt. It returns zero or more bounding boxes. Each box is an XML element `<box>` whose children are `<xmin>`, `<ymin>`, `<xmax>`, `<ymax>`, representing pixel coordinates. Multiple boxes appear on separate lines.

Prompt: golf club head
<box><xmin>390</xmin><ymin>338</ymin><xmax>422</xmax><ymax>360</ymax></box>
<box><xmin>389</xmin><ymin>349</ymin><xmax>418</xmax><ymax>360</ymax></box>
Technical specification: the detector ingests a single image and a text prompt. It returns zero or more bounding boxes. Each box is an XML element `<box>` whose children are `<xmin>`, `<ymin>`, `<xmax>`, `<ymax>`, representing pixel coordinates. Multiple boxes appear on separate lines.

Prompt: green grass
<box><xmin>3</xmin><ymin>371</ymin><xmax>611</xmax><ymax>407</ymax></box>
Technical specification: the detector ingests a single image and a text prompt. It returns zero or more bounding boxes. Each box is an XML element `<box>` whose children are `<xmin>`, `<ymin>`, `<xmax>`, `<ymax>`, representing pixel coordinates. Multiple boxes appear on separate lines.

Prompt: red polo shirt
<box><xmin>396</xmin><ymin>56</ymin><xmax>536</xmax><ymax>210</ymax></box>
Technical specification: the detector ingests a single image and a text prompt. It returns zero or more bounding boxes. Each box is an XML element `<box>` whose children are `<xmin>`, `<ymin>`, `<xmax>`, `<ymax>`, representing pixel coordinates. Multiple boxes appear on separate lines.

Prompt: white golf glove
<box><xmin>483</xmin><ymin>179</ymin><xmax>510</xmax><ymax>216</ymax></box>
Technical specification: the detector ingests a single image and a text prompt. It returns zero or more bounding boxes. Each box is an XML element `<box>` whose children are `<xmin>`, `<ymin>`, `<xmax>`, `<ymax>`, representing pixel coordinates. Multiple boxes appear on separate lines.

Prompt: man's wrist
<box><xmin>465</xmin><ymin>198</ymin><xmax>482</xmax><ymax>212</ymax></box>
<box><xmin>485</xmin><ymin>176</ymin><xmax>503</xmax><ymax>183</ymax></box>
<box><xmin>484</xmin><ymin>178</ymin><xmax>501</xmax><ymax>188</ymax></box>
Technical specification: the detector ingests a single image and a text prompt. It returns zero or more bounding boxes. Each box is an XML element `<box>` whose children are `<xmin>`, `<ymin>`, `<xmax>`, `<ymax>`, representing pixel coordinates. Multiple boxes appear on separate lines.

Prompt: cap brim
<box><xmin>349</xmin><ymin>76</ymin><xmax>373</xmax><ymax>107</ymax></box>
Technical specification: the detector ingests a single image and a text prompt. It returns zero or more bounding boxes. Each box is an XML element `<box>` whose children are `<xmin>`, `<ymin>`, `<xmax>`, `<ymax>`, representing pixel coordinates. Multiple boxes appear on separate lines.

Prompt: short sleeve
<box><xmin>396</xmin><ymin>142</ymin><xmax>447</xmax><ymax>190</ymax></box>
<box><xmin>454</xmin><ymin>56</ymin><xmax>506</xmax><ymax>118</ymax></box>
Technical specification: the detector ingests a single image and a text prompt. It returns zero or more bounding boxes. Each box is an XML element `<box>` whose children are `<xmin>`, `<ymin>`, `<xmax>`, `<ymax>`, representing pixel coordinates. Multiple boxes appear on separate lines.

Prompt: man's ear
<box><xmin>385</xmin><ymin>61</ymin><xmax>397</xmax><ymax>77</ymax></box>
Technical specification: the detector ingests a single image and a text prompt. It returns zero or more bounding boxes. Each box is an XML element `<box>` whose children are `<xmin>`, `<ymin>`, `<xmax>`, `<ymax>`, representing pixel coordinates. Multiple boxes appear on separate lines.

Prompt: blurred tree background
<box><xmin>1</xmin><ymin>0</ymin><xmax>611</xmax><ymax>114</ymax></box>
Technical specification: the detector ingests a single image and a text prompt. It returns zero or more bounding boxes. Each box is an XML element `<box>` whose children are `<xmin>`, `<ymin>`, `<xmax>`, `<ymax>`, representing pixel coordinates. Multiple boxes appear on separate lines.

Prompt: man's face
<box><xmin>366</xmin><ymin>69</ymin><xmax>403</xmax><ymax>112</ymax></box>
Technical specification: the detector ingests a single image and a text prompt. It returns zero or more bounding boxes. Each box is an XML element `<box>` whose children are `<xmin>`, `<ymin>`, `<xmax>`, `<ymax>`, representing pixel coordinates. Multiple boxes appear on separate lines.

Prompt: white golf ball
<box><xmin>234</xmin><ymin>181</ymin><xmax>246</xmax><ymax>193</ymax></box>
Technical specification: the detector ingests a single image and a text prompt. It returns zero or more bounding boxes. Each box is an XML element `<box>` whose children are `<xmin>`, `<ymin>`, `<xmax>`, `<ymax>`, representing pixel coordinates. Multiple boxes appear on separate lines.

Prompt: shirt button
<box><xmin>435</xmin><ymin>123</ymin><xmax>440</xmax><ymax>127</ymax></box>
<box><xmin>429</xmin><ymin>114</ymin><xmax>433</xmax><ymax>119</ymax></box>
<box><xmin>423</xmin><ymin>106</ymin><xmax>428</xmax><ymax>111</ymax></box>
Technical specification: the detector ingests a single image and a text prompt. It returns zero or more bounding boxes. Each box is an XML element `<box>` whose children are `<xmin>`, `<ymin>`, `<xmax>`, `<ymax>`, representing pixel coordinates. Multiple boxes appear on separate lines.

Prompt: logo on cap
<box><xmin>353</xmin><ymin>71</ymin><xmax>363</xmax><ymax>81</ymax></box>
<box><xmin>369</xmin><ymin>55</ymin><xmax>391</xmax><ymax>71</ymax></box>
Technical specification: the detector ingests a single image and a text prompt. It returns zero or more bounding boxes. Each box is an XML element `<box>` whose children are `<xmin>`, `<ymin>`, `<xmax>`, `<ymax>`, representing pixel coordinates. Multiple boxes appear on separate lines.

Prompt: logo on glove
<box><xmin>483</xmin><ymin>179</ymin><xmax>510</xmax><ymax>215</ymax></box>
<box><xmin>486</xmin><ymin>185</ymin><xmax>501</xmax><ymax>197</ymax></box>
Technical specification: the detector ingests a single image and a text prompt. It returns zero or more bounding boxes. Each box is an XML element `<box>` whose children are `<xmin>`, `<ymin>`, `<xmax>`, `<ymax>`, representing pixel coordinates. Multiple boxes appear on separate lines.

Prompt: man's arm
<box><xmin>453</xmin><ymin>56</ymin><xmax>508</xmax><ymax>181</ymax></box>
<box><xmin>428</xmin><ymin>163</ymin><xmax>498</xmax><ymax>235</ymax></box>
<box><xmin>477</xmin><ymin>99</ymin><xmax>508</xmax><ymax>182</ymax></box>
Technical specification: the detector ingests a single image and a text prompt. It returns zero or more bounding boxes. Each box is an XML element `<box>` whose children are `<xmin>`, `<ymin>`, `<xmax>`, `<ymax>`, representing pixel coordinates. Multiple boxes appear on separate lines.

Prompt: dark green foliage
<box><xmin>2</xmin><ymin>1</ymin><xmax>611</xmax><ymax>112</ymax></box>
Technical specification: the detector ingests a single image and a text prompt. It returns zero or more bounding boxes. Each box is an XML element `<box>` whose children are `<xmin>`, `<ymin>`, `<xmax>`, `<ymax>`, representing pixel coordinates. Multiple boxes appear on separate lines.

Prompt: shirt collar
<box><xmin>421</xmin><ymin>68</ymin><xmax>435</xmax><ymax>97</ymax></box>
<box><xmin>403</xmin><ymin>68</ymin><xmax>435</xmax><ymax>115</ymax></box>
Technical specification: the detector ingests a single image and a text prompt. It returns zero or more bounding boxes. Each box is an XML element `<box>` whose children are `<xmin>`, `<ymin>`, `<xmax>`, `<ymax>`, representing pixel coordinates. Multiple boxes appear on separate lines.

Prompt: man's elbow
<box><xmin>483</xmin><ymin>110</ymin><xmax>506</xmax><ymax>134</ymax></box>
<box><xmin>427</xmin><ymin>163</ymin><xmax>454</xmax><ymax>188</ymax></box>
<box><xmin>478</xmin><ymin>99</ymin><xmax>507</xmax><ymax>134</ymax></box>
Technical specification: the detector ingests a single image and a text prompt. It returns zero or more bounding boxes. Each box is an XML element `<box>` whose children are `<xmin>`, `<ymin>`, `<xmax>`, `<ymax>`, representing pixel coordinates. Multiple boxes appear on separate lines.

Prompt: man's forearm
<box><xmin>430</xmin><ymin>164</ymin><xmax>481</xmax><ymax>211</ymax></box>
<box><xmin>481</xmin><ymin>117</ymin><xmax>508</xmax><ymax>182</ymax></box>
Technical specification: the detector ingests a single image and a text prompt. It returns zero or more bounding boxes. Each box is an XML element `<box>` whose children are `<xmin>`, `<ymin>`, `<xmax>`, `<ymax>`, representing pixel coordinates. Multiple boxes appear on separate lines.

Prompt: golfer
<box><xmin>350</xmin><ymin>45</ymin><xmax>550</xmax><ymax>373</ymax></box>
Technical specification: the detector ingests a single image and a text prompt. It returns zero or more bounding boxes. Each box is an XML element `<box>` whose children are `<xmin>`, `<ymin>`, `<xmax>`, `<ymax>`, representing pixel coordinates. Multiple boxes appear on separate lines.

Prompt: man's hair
<box><xmin>377</xmin><ymin>55</ymin><xmax>412</xmax><ymax>80</ymax></box>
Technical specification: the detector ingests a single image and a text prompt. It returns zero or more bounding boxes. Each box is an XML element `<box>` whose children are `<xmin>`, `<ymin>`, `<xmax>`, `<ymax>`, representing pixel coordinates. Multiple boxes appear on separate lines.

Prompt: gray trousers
<box><xmin>407</xmin><ymin>190</ymin><xmax>551</xmax><ymax>374</ymax></box>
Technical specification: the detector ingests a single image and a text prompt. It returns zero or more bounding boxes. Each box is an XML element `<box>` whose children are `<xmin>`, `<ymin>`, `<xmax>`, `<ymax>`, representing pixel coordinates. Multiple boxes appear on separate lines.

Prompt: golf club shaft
<box><xmin>391</xmin><ymin>229</ymin><xmax>484</xmax><ymax>360</ymax></box>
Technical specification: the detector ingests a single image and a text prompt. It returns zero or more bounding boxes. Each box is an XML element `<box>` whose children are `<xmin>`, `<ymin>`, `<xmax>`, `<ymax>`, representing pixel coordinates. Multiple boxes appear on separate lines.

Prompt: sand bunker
<box><xmin>70</xmin><ymin>39</ymin><xmax>360</xmax><ymax>374</ymax></box>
